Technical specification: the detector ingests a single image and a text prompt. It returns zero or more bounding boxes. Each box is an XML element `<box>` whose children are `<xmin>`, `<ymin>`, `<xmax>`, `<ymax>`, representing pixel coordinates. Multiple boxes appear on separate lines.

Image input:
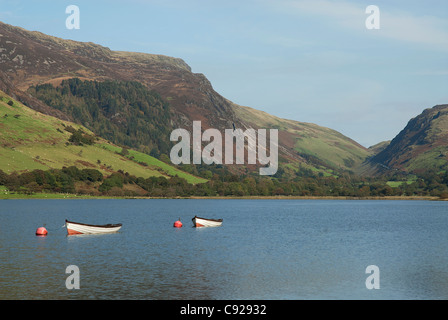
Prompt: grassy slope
<box><xmin>233</xmin><ymin>104</ymin><xmax>371</xmax><ymax>172</ymax></box>
<box><xmin>99</xmin><ymin>144</ymin><xmax>207</xmax><ymax>184</ymax></box>
<box><xmin>0</xmin><ymin>91</ymin><xmax>206</xmax><ymax>184</ymax></box>
<box><xmin>371</xmin><ymin>105</ymin><xmax>448</xmax><ymax>173</ymax></box>
<box><xmin>402</xmin><ymin>110</ymin><xmax>448</xmax><ymax>172</ymax></box>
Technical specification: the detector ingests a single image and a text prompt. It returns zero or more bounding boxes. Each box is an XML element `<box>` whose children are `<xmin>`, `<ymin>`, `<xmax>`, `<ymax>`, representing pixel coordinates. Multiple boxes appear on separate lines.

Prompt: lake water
<box><xmin>1</xmin><ymin>199</ymin><xmax>447</xmax><ymax>300</ymax></box>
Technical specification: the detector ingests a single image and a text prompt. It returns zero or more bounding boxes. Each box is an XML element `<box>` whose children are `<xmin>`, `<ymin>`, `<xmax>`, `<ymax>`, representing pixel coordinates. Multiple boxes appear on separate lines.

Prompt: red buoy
<box><xmin>36</xmin><ymin>227</ymin><xmax>48</xmax><ymax>236</ymax></box>
<box><xmin>173</xmin><ymin>219</ymin><xmax>183</xmax><ymax>228</ymax></box>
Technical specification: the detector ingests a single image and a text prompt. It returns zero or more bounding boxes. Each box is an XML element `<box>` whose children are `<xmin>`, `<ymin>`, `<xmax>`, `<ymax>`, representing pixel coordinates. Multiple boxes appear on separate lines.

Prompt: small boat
<box><xmin>192</xmin><ymin>216</ymin><xmax>223</xmax><ymax>228</ymax></box>
<box><xmin>65</xmin><ymin>219</ymin><xmax>122</xmax><ymax>235</ymax></box>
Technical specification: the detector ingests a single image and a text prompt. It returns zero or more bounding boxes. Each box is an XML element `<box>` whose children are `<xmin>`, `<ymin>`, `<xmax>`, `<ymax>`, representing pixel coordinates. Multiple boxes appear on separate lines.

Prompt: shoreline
<box><xmin>0</xmin><ymin>193</ymin><xmax>444</xmax><ymax>201</ymax></box>
<box><xmin>187</xmin><ymin>195</ymin><xmax>443</xmax><ymax>201</ymax></box>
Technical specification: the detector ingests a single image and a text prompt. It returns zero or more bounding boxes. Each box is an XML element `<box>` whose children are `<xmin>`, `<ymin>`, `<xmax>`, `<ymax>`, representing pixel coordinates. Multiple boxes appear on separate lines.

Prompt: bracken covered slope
<box><xmin>1</xmin><ymin>21</ymin><xmax>373</xmax><ymax>173</ymax></box>
<box><xmin>370</xmin><ymin>104</ymin><xmax>448</xmax><ymax>173</ymax></box>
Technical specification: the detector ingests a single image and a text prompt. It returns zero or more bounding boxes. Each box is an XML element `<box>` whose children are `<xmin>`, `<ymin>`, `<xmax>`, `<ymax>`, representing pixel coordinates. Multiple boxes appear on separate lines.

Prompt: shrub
<box><xmin>98</xmin><ymin>173</ymin><xmax>124</xmax><ymax>192</ymax></box>
<box><xmin>68</xmin><ymin>129</ymin><xmax>95</xmax><ymax>145</ymax></box>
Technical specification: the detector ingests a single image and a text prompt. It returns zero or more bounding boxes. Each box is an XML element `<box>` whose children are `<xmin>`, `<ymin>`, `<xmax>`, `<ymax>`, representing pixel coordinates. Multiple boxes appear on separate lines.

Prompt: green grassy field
<box><xmin>0</xmin><ymin>91</ymin><xmax>206</xmax><ymax>184</ymax></box>
<box><xmin>0</xmin><ymin>186</ymin><xmax>107</xmax><ymax>199</ymax></box>
<box><xmin>99</xmin><ymin>144</ymin><xmax>207</xmax><ymax>184</ymax></box>
<box><xmin>386</xmin><ymin>175</ymin><xmax>417</xmax><ymax>188</ymax></box>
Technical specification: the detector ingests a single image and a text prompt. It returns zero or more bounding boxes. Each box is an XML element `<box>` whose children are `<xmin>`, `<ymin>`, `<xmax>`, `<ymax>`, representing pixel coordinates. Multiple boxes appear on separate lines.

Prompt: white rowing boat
<box><xmin>65</xmin><ymin>219</ymin><xmax>122</xmax><ymax>235</ymax></box>
<box><xmin>192</xmin><ymin>216</ymin><xmax>223</xmax><ymax>228</ymax></box>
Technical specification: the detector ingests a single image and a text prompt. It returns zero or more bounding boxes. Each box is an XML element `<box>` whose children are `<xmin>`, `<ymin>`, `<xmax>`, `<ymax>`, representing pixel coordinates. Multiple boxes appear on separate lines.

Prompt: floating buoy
<box><xmin>173</xmin><ymin>219</ymin><xmax>183</xmax><ymax>228</ymax></box>
<box><xmin>36</xmin><ymin>227</ymin><xmax>48</xmax><ymax>236</ymax></box>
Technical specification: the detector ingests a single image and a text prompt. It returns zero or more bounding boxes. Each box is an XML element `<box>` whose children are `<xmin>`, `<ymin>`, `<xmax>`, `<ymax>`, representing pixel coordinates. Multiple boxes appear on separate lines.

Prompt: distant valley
<box><xmin>0</xmin><ymin>21</ymin><xmax>447</xmax><ymax>198</ymax></box>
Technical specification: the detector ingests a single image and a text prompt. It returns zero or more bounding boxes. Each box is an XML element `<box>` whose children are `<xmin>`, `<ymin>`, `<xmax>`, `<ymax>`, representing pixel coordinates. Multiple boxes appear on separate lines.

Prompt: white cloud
<box><xmin>266</xmin><ymin>0</ymin><xmax>448</xmax><ymax>51</ymax></box>
<box><xmin>380</xmin><ymin>12</ymin><xmax>448</xmax><ymax>51</ymax></box>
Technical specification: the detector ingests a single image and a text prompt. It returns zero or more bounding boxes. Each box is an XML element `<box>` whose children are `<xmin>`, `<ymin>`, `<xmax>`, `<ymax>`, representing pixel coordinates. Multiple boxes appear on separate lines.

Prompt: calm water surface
<box><xmin>1</xmin><ymin>199</ymin><xmax>447</xmax><ymax>299</ymax></box>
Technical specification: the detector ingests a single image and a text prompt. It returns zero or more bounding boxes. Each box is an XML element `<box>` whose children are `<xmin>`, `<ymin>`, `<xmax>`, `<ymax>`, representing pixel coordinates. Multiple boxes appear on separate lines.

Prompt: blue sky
<box><xmin>1</xmin><ymin>0</ymin><xmax>447</xmax><ymax>147</ymax></box>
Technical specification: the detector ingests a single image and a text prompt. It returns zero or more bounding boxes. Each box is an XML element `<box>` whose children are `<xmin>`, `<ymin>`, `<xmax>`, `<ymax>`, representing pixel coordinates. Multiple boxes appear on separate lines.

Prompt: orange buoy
<box><xmin>36</xmin><ymin>227</ymin><xmax>48</xmax><ymax>236</ymax></box>
<box><xmin>173</xmin><ymin>219</ymin><xmax>183</xmax><ymax>228</ymax></box>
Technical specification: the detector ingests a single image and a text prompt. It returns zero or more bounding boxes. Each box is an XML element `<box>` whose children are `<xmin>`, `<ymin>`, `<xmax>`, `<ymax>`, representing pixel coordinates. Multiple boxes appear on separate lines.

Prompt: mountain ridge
<box><xmin>1</xmin><ymin>21</ymin><xmax>447</xmax><ymax>178</ymax></box>
<box><xmin>0</xmin><ymin>20</ymin><xmax>374</xmax><ymax>174</ymax></box>
<box><xmin>370</xmin><ymin>104</ymin><xmax>448</xmax><ymax>174</ymax></box>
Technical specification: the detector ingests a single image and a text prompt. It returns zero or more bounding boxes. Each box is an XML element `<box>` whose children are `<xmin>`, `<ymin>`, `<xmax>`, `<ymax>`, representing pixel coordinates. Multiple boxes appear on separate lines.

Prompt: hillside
<box><xmin>27</xmin><ymin>78</ymin><xmax>173</xmax><ymax>156</ymax></box>
<box><xmin>368</xmin><ymin>141</ymin><xmax>391</xmax><ymax>155</ymax></box>
<box><xmin>370</xmin><ymin>104</ymin><xmax>448</xmax><ymax>174</ymax></box>
<box><xmin>0</xmin><ymin>90</ymin><xmax>206</xmax><ymax>185</ymax></box>
<box><xmin>0</xmin><ymin>20</ymin><xmax>237</xmax><ymax>131</ymax></box>
<box><xmin>0</xmin><ymin>21</ymin><xmax>375</xmax><ymax>175</ymax></box>
<box><xmin>2</xmin><ymin>21</ymin><xmax>447</xmax><ymax>182</ymax></box>
<box><xmin>233</xmin><ymin>104</ymin><xmax>372</xmax><ymax>172</ymax></box>
<box><xmin>1</xmin><ymin>21</ymin><xmax>447</xmax><ymax>198</ymax></box>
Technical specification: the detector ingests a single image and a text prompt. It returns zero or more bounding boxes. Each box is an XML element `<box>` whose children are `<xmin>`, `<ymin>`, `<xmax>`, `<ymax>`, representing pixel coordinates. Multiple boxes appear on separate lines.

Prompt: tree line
<box><xmin>1</xmin><ymin>166</ymin><xmax>447</xmax><ymax>198</ymax></box>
